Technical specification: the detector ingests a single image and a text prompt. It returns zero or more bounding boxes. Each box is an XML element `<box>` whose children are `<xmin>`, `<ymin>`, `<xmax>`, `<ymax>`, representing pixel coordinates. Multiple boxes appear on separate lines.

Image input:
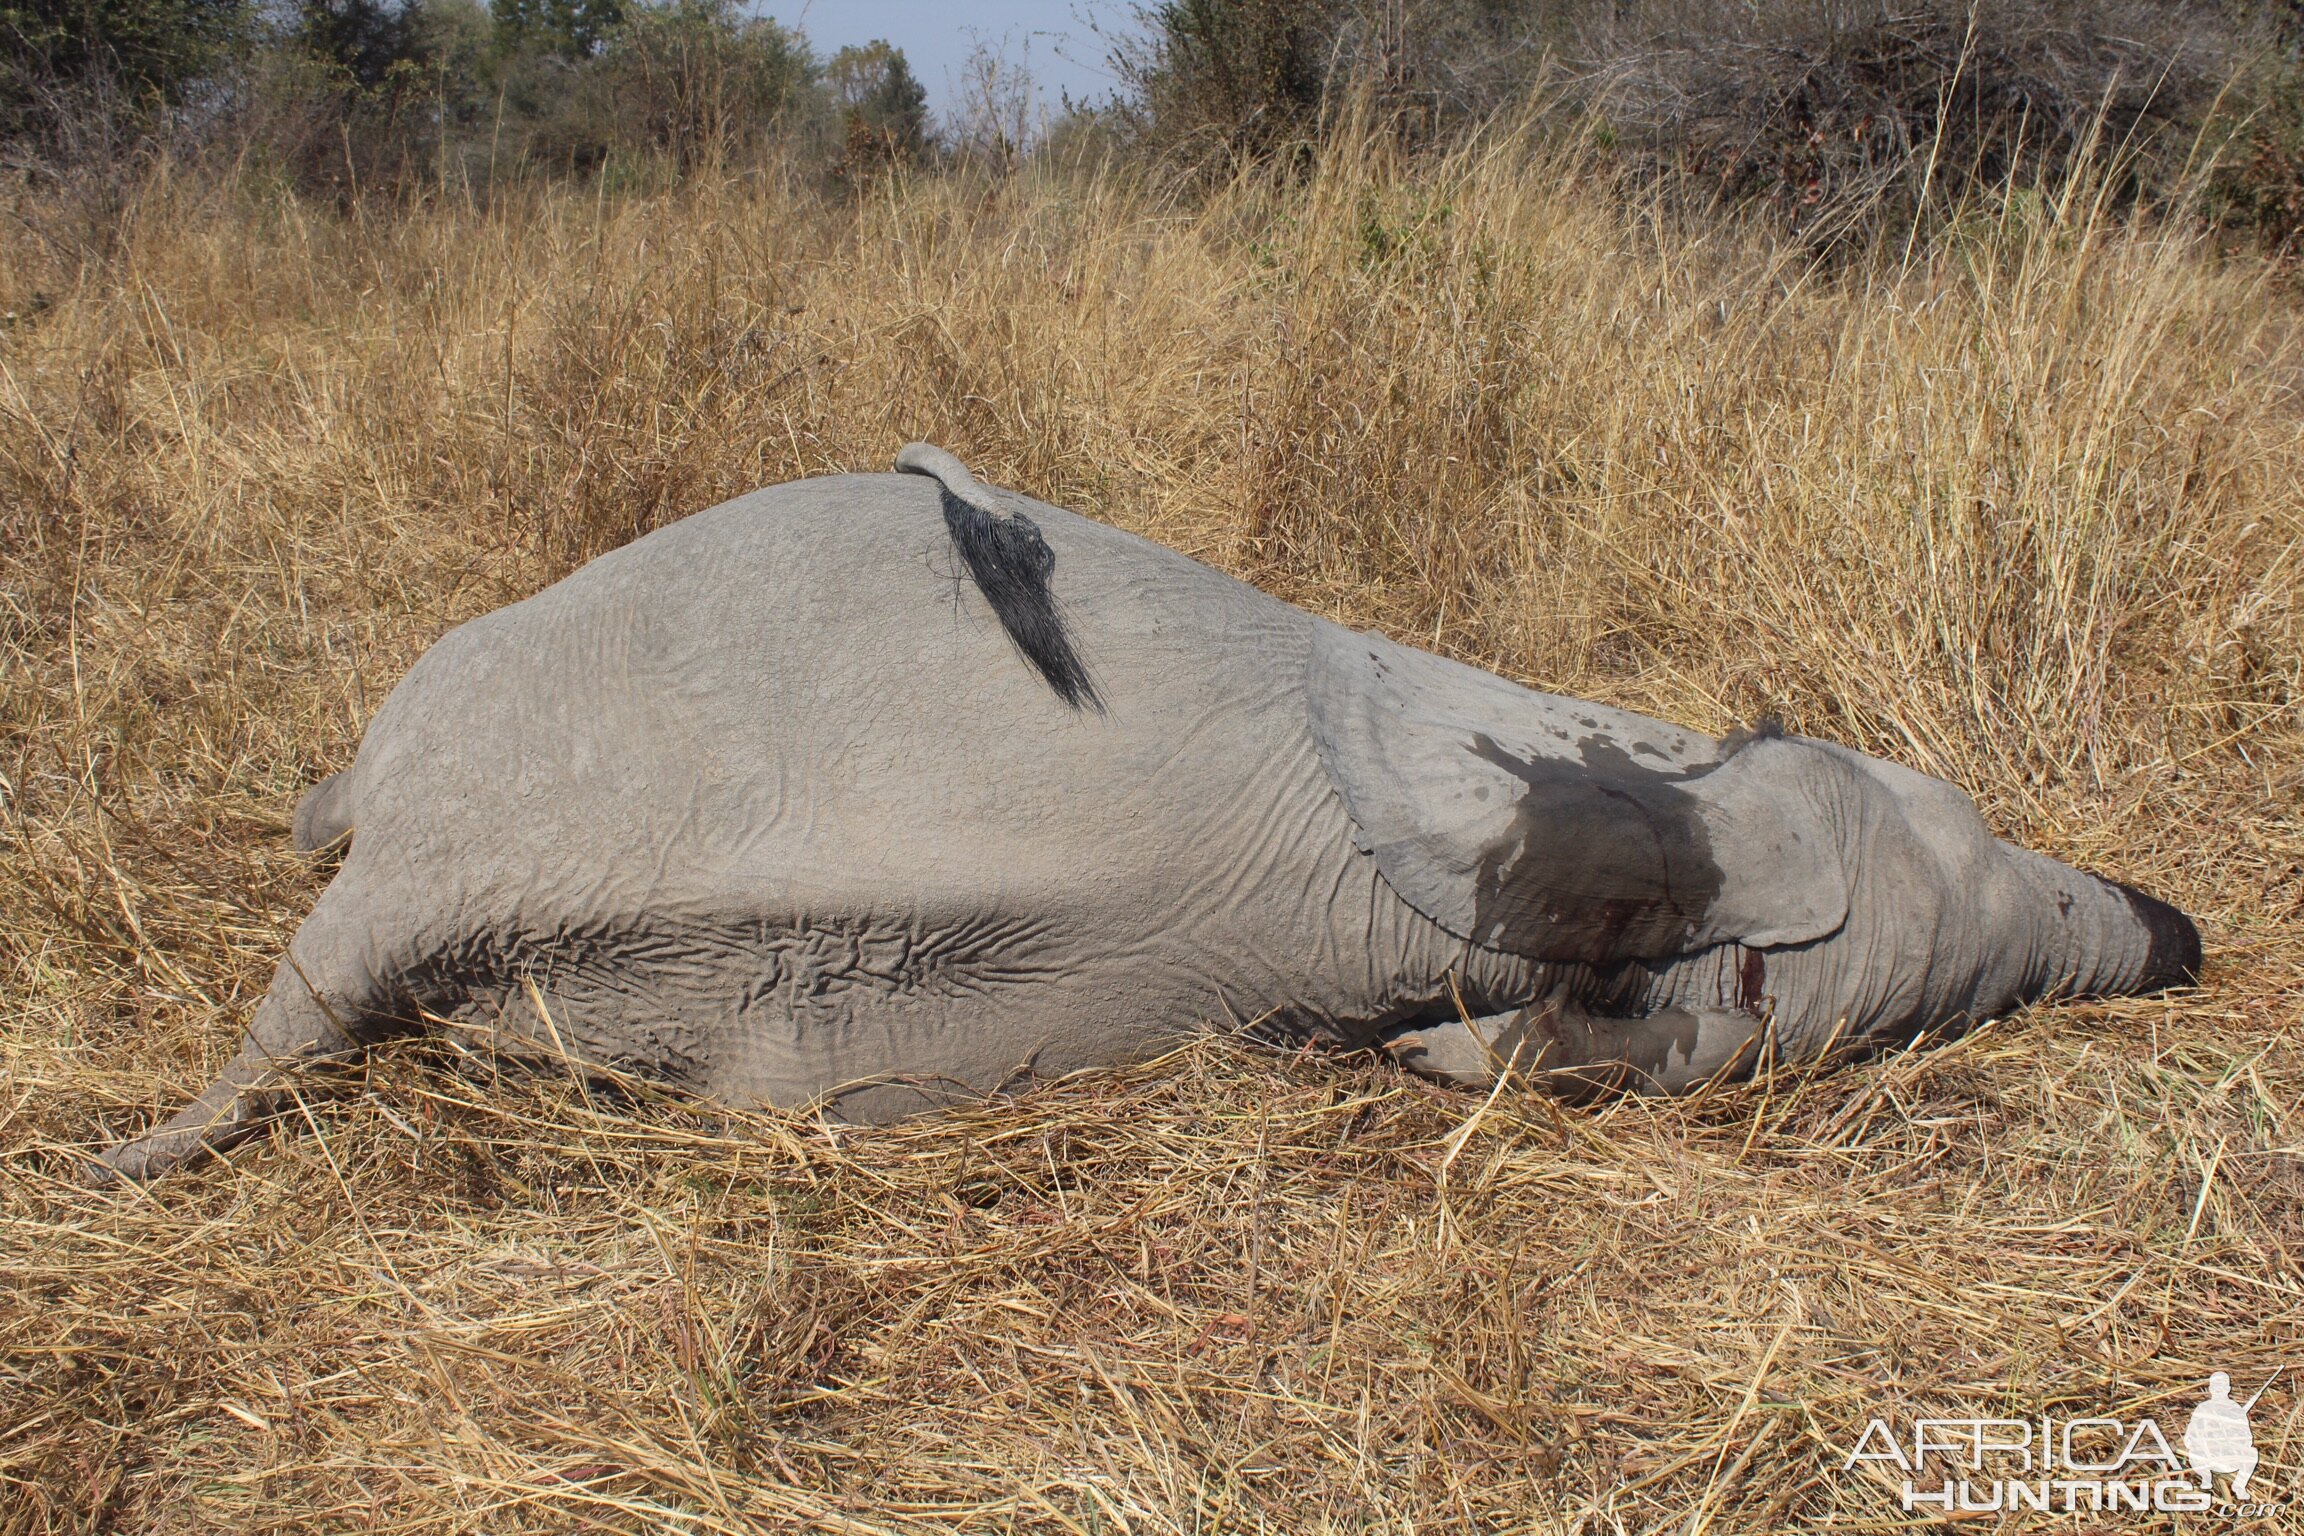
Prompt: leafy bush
<box><xmin>826</xmin><ymin>39</ymin><xmax>927</xmax><ymax>171</ymax></box>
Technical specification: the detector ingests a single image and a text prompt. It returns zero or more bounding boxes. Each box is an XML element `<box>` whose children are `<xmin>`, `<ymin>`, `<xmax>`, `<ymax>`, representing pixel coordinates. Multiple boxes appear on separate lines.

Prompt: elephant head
<box><xmin>1315</xmin><ymin>624</ymin><xmax>2199</xmax><ymax>1089</ymax></box>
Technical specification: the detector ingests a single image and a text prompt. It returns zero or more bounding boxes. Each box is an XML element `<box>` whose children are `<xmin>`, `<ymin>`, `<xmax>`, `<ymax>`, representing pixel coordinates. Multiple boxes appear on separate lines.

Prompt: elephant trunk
<box><xmin>2000</xmin><ymin>846</ymin><xmax>2202</xmax><ymax>1006</ymax></box>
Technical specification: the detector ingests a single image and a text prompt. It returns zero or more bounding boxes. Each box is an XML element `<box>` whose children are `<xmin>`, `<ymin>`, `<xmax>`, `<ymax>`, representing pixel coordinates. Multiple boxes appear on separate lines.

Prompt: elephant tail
<box><xmin>895</xmin><ymin>442</ymin><xmax>1101</xmax><ymax>713</ymax></box>
<box><xmin>291</xmin><ymin>770</ymin><xmax>356</xmax><ymax>853</ymax></box>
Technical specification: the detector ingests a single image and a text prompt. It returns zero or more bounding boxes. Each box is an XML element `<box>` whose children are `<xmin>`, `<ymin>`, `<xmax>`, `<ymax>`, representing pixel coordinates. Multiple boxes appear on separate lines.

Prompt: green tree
<box><xmin>294</xmin><ymin>0</ymin><xmax>426</xmax><ymax>89</ymax></box>
<box><xmin>827</xmin><ymin>37</ymin><xmax>928</xmax><ymax>170</ymax></box>
<box><xmin>581</xmin><ymin>0</ymin><xmax>812</xmax><ymax>169</ymax></box>
<box><xmin>489</xmin><ymin>0</ymin><xmax>618</xmax><ymax>60</ymax></box>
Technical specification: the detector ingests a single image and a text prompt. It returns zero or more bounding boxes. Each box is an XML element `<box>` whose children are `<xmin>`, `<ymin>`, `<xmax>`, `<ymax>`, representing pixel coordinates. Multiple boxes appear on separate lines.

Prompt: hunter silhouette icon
<box><xmin>2184</xmin><ymin>1372</ymin><xmax>2262</xmax><ymax>1498</ymax></box>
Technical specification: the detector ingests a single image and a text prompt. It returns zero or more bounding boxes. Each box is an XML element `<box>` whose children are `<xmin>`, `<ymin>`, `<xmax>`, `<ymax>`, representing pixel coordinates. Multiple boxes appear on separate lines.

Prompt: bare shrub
<box><xmin>945</xmin><ymin>30</ymin><xmax>1041</xmax><ymax>171</ymax></box>
<box><xmin>0</xmin><ymin>64</ymin><xmax>160</xmax><ymax>263</ymax></box>
<box><xmin>1114</xmin><ymin>0</ymin><xmax>2264</xmax><ymax>243</ymax></box>
<box><xmin>1585</xmin><ymin>0</ymin><xmax>2250</xmax><ymax>246</ymax></box>
<box><xmin>2207</xmin><ymin>18</ymin><xmax>2304</xmax><ymax>257</ymax></box>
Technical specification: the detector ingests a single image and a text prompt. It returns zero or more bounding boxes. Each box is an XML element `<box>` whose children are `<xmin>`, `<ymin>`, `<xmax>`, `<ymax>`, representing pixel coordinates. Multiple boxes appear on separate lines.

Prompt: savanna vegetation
<box><xmin>4</xmin><ymin>0</ymin><xmax>2303</xmax><ymax>1530</ymax></box>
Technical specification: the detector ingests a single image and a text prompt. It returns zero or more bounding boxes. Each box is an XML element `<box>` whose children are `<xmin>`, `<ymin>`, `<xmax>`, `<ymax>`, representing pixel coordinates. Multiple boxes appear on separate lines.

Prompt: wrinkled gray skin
<box><xmin>95</xmin><ymin>448</ymin><xmax>2200</xmax><ymax>1181</ymax></box>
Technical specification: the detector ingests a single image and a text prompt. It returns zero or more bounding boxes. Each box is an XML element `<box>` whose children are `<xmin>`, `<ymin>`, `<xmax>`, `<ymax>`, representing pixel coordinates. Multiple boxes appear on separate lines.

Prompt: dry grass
<box><xmin>4</xmin><ymin>128</ymin><xmax>2303</xmax><ymax>1531</ymax></box>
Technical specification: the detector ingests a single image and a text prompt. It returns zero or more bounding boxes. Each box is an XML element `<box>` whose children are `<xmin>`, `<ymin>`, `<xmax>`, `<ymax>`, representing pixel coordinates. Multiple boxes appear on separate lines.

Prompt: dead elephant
<box><xmin>95</xmin><ymin>445</ymin><xmax>2201</xmax><ymax>1180</ymax></box>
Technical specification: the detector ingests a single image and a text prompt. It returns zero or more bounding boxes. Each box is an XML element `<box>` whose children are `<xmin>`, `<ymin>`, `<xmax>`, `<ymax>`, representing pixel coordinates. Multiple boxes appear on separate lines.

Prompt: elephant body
<box><xmin>99</xmin><ymin>449</ymin><xmax>2199</xmax><ymax>1179</ymax></box>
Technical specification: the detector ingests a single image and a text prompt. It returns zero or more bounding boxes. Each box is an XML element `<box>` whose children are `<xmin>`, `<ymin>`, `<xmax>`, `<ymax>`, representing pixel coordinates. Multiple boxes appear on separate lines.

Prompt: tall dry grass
<box><xmin>2</xmin><ymin>128</ymin><xmax>2301</xmax><ymax>1531</ymax></box>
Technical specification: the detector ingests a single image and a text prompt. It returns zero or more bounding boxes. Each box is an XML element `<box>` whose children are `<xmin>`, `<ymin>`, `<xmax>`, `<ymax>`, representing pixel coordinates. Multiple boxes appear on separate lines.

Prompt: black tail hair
<box><xmin>940</xmin><ymin>488</ymin><xmax>1102</xmax><ymax>712</ymax></box>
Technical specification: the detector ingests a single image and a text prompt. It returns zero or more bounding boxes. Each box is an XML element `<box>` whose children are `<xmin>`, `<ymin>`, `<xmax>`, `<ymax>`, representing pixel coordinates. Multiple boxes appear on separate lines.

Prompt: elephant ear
<box><xmin>1307</xmin><ymin>624</ymin><xmax>1848</xmax><ymax>963</ymax></box>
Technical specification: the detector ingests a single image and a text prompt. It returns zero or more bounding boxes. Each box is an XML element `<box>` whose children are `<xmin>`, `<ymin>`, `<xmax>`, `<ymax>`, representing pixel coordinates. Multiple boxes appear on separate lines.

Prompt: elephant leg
<box><xmin>93</xmin><ymin>883</ymin><xmax>393</xmax><ymax>1184</ymax></box>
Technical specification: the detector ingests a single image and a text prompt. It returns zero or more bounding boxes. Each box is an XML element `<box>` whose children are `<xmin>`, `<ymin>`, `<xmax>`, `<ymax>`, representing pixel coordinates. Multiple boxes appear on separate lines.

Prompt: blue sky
<box><xmin>761</xmin><ymin>2</ymin><xmax>1143</xmax><ymax>122</ymax></box>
